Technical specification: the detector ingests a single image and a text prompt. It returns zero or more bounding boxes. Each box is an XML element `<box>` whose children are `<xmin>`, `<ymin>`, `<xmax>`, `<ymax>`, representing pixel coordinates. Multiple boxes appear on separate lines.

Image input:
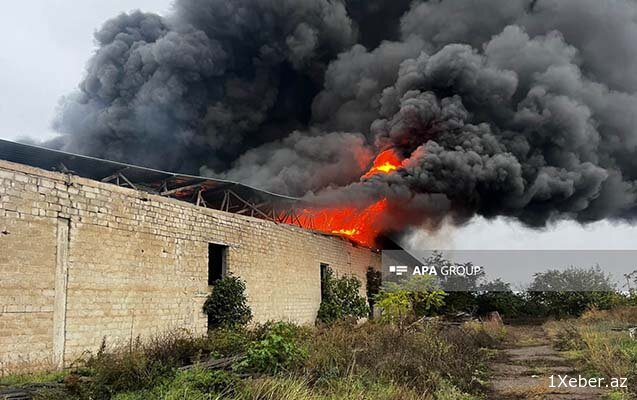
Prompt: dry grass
<box><xmin>236</xmin><ymin>377</ymin><xmax>428</xmax><ymax>400</ymax></box>
<box><xmin>500</xmin><ymin>381</ymin><xmax>567</xmax><ymax>399</ymax></box>
<box><xmin>544</xmin><ymin>306</ymin><xmax>637</xmax><ymax>395</ymax></box>
<box><xmin>580</xmin><ymin>306</ymin><xmax>637</xmax><ymax>324</ymax></box>
<box><xmin>4</xmin><ymin>320</ymin><xmax>501</xmax><ymax>400</ymax></box>
<box><xmin>578</xmin><ymin>327</ymin><xmax>633</xmax><ymax>378</ymax></box>
<box><xmin>302</xmin><ymin>321</ymin><xmax>498</xmax><ymax>394</ymax></box>
<box><xmin>465</xmin><ymin>319</ymin><xmax>508</xmax><ymax>343</ymax></box>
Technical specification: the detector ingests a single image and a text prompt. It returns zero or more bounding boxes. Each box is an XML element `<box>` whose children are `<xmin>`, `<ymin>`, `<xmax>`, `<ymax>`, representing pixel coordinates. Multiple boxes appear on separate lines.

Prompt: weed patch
<box><xmin>546</xmin><ymin>306</ymin><xmax>637</xmax><ymax>395</ymax></box>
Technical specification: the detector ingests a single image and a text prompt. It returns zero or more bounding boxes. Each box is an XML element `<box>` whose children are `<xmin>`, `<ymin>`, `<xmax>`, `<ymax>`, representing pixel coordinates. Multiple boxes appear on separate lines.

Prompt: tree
<box><xmin>427</xmin><ymin>251</ymin><xmax>484</xmax><ymax>314</ymax></box>
<box><xmin>475</xmin><ymin>279</ymin><xmax>527</xmax><ymax>317</ymax></box>
<box><xmin>528</xmin><ymin>265</ymin><xmax>617</xmax><ymax>317</ymax></box>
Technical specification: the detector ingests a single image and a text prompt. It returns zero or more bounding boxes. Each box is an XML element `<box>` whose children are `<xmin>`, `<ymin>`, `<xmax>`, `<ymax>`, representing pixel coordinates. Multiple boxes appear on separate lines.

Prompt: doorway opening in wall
<box><xmin>208</xmin><ymin>243</ymin><xmax>227</xmax><ymax>285</ymax></box>
<box><xmin>320</xmin><ymin>263</ymin><xmax>329</xmax><ymax>301</ymax></box>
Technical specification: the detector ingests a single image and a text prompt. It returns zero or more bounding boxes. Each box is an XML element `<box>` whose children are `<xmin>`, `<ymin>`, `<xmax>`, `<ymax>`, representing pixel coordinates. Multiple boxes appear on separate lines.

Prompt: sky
<box><xmin>1</xmin><ymin>0</ymin><xmax>637</xmax><ymax>251</ymax></box>
<box><xmin>0</xmin><ymin>0</ymin><xmax>173</xmax><ymax>141</ymax></box>
<box><xmin>406</xmin><ymin>217</ymin><xmax>637</xmax><ymax>250</ymax></box>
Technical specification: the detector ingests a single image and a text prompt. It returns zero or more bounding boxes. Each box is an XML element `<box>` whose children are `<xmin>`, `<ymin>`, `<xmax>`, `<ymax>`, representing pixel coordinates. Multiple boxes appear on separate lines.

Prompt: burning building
<box><xmin>4</xmin><ymin>0</ymin><xmax>637</xmax><ymax>375</ymax></box>
<box><xmin>47</xmin><ymin>0</ymin><xmax>637</xmax><ymax>233</ymax></box>
<box><xmin>0</xmin><ymin>139</ymin><xmax>381</xmax><ymax>373</ymax></box>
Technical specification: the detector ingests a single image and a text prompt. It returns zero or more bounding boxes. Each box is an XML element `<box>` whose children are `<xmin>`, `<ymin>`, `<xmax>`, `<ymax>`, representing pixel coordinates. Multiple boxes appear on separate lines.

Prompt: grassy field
<box><xmin>0</xmin><ymin>320</ymin><xmax>504</xmax><ymax>400</ymax></box>
<box><xmin>9</xmin><ymin>266</ymin><xmax>635</xmax><ymax>399</ymax></box>
<box><xmin>544</xmin><ymin>306</ymin><xmax>637</xmax><ymax>399</ymax></box>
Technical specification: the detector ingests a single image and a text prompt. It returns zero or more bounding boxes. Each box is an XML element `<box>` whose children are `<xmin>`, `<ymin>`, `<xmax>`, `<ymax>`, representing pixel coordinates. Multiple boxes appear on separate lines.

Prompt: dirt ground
<box><xmin>488</xmin><ymin>325</ymin><xmax>607</xmax><ymax>400</ymax></box>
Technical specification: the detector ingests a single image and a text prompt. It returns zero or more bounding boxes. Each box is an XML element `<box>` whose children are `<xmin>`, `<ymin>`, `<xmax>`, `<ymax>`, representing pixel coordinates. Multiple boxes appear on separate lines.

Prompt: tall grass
<box><xmin>4</xmin><ymin>320</ymin><xmax>501</xmax><ymax>400</ymax></box>
<box><xmin>545</xmin><ymin>306</ymin><xmax>637</xmax><ymax>395</ymax></box>
<box><xmin>303</xmin><ymin>321</ymin><xmax>497</xmax><ymax>394</ymax></box>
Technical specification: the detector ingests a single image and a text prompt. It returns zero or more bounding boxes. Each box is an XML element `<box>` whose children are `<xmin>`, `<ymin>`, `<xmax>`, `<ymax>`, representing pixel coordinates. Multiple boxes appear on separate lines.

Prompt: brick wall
<box><xmin>0</xmin><ymin>160</ymin><xmax>380</xmax><ymax>374</ymax></box>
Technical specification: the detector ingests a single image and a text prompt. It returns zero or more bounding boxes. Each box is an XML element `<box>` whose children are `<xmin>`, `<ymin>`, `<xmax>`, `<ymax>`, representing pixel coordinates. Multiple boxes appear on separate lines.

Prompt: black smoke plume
<box><xmin>52</xmin><ymin>0</ymin><xmax>637</xmax><ymax>231</ymax></box>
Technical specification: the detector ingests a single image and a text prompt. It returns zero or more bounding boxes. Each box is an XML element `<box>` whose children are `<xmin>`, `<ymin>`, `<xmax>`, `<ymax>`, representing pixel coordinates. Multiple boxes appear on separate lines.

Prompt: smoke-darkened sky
<box><xmin>3</xmin><ymin>0</ymin><xmax>637</xmax><ymax>248</ymax></box>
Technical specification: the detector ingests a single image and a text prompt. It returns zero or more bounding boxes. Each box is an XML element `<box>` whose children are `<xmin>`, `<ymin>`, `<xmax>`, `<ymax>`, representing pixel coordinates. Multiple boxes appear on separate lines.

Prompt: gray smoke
<box><xmin>206</xmin><ymin>129</ymin><xmax>373</xmax><ymax>196</ymax></box>
<box><xmin>54</xmin><ymin>0</ymin><xmax>357</xmax><ymax>171</ymax></box>
<box><xmin>52</xmin><ymin>0</ymin><xmax>637</xmax><ymax>231</ymax></box>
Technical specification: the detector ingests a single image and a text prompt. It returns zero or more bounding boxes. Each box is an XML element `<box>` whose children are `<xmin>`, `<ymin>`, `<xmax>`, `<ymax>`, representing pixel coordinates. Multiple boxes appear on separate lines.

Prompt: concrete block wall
<box><xmin>0</xmin><ymin>160</ymin><xmax>381</xmax><ymax>374</ymax></box>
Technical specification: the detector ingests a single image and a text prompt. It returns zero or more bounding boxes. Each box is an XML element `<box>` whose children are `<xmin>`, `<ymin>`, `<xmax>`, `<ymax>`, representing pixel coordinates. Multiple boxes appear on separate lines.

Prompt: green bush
<box><xmin>375</xmin><ymin>290</ymin><xmax>413</xmax><ymax>325</ymax></box>
<box><xmin>180</xmin><ymin>369</ymin><xmax>241</xmax><ymax>396</ymax></box>
<box><xmin>44</xmin><ymin>330</ymin><xmax>251</xmax><ymax>400</ymax></box>
<box><xmin>316</xmin><ymin>267</ymin><xmax>369</xmax><ymax>324</ymax></box>
<box><xmin>80</xmin><ymin>337</ymin><xmax>177</xmax><ymax>398</ymax></box>
<box><xmin>206</xmin><ymin>327</ymin><xmax>252</xmax><ymax>358</ymax></box>
<box><xmin>203</xmin><ymin>274</ymin><xmax>253</xmax><ymax>329</ymax></box>
<box><xmin>529</xmin><ymin>266</ymin><xmax>618</xmax><ymax>317</ymax></box>
<box><xmin>475</xmin><ymin>291</ymin><xmax>526</xmax><ymax>317</ymax></box>
<box><xmin>475</xmin><ymin>279</ymin><xmax>527</xmax><ymax>317</ymax></box>
<box><xmin>376</xmin><ymin>275</ymin><xmax>446</xmax><ymax>325</ymax></box>
<box><xmin>239</xmin><ymin>322</ymin><xmax>307</xmax><ymax>373</ymax></box>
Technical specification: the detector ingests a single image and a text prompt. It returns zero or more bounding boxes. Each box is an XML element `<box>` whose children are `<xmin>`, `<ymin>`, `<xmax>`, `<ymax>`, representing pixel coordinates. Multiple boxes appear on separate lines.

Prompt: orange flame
<box><xmin>280</xmin><ymin>149</ymin><xmax>402</xmax><ymax>247</ymax></box>
<box><xmin>362</xmin><ymin>149</ymin><xmax>401</xmax><ymax>179</ymax></box>
<box><xmin>288</xmin><ymin>199</ymin><xmax>389</xmax><ymax>247</ymax></box>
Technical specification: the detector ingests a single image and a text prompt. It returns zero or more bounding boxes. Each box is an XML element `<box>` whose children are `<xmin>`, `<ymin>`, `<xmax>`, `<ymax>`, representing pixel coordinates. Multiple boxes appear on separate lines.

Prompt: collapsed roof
<box><xmin>0</xmin><ymin>139</ymin><xmax>302</xmax><ymax>222</ymax></box>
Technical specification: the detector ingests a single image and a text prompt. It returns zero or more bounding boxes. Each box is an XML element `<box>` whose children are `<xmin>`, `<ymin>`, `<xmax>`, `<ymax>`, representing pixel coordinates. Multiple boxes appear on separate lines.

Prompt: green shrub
<box><xmin>76</xmin><ymin>330</ymin><xmax>244</xmax><ymax>399</ymax></box>
<box><xmin>239</xmin><ymin>322</ymin><xmax>307</xmax><ymax>373</ymax></box>
<box><xmin>475</xmin><ymin>280</ymin><xmax>528</xmax><ymax>317</ymax></box>
<box><xmin>376</xmin><ymin>275</ymin><xmax>446</xmax><ymax>325</ymax></box>
<box><xmin>411</xmin><ymin>289</ymin><xmax>447</xmax><ymax>317</ymax></box>
<box><xmin>529</xmin><ymin>266</ymin><xmax>618</xmax><ymax>317</ymax></box>
<box><xmin>206</xmin><ymin>327</ymin><xmax>252</xmax><ymax>358</ymax></box>
<box><xmin>316</xmin><ymin>267</ymin><xmax>369</xmax><ymax>324</ymax></box>
<box><xmin>203</xmin><ymin>274</ymin><xmax>252</xmax><ymax>329</ymax></box>
<box><xmin>375</xmin><ymin>290</ymin><xmax>413</xmax><ymax>325</ymax></box>
<box><xmin>181</xmin><ymin>369</ymin><xmax>241</xmax><ymax>396</ymax></box>
<box><xmin>81</xmin><ymin>337</ymin><xmax>176</xmax><ymax>398</ymax></box>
